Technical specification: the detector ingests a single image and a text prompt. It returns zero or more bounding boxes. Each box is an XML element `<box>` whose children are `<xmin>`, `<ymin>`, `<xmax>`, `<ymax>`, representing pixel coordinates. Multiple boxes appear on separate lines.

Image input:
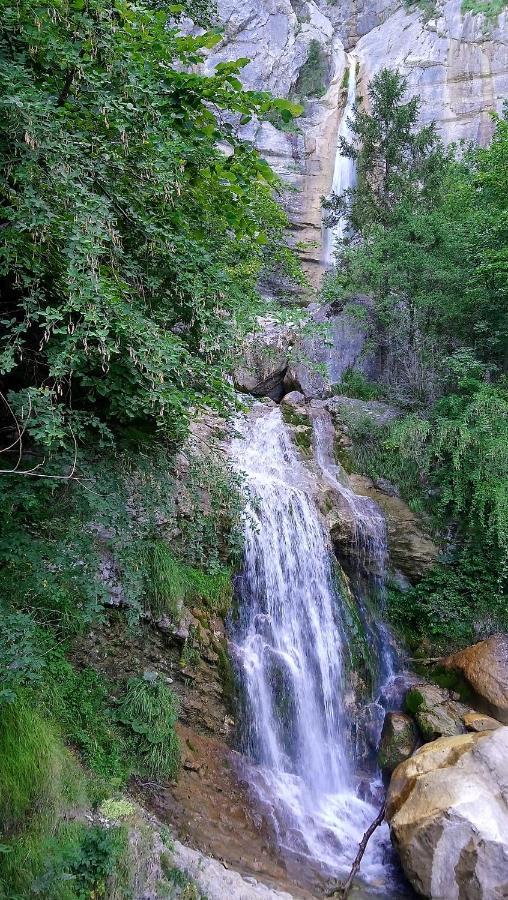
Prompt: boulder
<box><xmin>233</xmin><ymin>317</ymin><xmax>294</xmax><ymax>401</ymax></box>
<box><xmin>405</xmin><ymin>684</ymin><xmax>469</xmax><ymax>742</ymax></box>
<box><xmin>386</xmin><ymin>728</ymin><xmax>508</xmax><ymax>899</ymax></box>
<box><xmin>443</xmin><ymin>634</ymin><xmax>508</xmax><ymax>725</ymax></box>
<box><xmin>378</xmin><ymin>712</ymin><xmax>418</xmax><ymax>773</ymax></box>
<box><xmin>463</xmin><ymin>711</ymin><xmax>503</xmax><ymax>733</ymax></box>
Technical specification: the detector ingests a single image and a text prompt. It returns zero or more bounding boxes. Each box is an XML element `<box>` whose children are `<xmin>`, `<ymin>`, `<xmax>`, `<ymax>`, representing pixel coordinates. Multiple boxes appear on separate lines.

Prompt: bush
<box><xmin>333</xmin><ymin>368</ymin><xmax>382</xmax><ymax>401</ymax></box>
<box><xmin>292</xmin><ymin>40</ymin><xmax>329</xmax><ymax>99</ymax></box>
<box><xmin>116</xmin><ymin>675</ymin><xmax>180</xmax><ymax>779</ymax></box>
<box><xmin>148</xmin><ymin>542</ymin><xmax>233</xmax><ymax>620</ymax></box>
<box><xmin>388</xmin><ymin>549</ymin><xmax>508</xmax><ymax>653</ymax></box>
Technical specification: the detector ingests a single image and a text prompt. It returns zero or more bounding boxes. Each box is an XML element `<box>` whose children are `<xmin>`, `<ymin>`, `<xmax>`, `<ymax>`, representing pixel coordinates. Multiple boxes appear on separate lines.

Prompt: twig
<box><xmin>327</xmin><ymin>803</ymin><xmax>386</xmax><ymax>900</ymax></box>
<box><xmin>405</xmin><ymin>657</ymin><xmax>443</xmax><ymax>664</ymax></box>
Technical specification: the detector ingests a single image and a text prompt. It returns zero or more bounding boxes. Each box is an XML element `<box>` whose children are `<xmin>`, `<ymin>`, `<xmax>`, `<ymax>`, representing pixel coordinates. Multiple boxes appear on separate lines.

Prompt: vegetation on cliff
<box><xmin>325</xmin><ymin>69</ymin><xmax>508</xmax><ymax>651</ymax></box>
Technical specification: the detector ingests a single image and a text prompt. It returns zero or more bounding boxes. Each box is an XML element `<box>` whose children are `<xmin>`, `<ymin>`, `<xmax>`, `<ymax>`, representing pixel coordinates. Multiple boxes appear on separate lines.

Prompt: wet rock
<box><xmin>233</xmin><ymin>318</ymin><xmax>295</xmax><ymax>401</ymax></box>
<box><xmin>386</xmin><ymin>728</ymin><xmax>508</xmax><ymax>900</ymax></box>
<box><xmin>172</xmin><ymin>840</ymin><xmax>295</xmax><ymax>899</ymax></box>
<box><xmin>405</xmin><ymin>684</ymin><xmax>469</xmax><ymax>742</ymax></box>
<box><xmin>443</xmin><ymin>633</ymin><xmax>508</xmax><ymax>724</ymax></box>
<box><xmin>280</xmin><ymin>390</ymin><xmax>305</xmax><ymax>409</ymax></box>
<box><xmin>378</xmin><ymin>712</ymin><xmax>418</xmax><ymax>774</ymax></box>
<box><xmin>350</xmin><ymin>474</ymin><xmax>438</xmax><ymax>581</ymax></box>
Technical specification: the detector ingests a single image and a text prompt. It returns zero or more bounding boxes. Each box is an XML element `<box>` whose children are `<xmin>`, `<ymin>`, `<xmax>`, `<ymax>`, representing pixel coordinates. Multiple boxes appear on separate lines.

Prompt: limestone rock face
<box><xmin>209</xmin><ymin>0</ymin><xmax>508</xmax><ymax>284</ymax></box>
<box><xmin>354</xmin><ymin>0</ymin><xmax>508</xmax><ymax>146</ymax></box>
<box><xmin>378</xmin><ymin>711</ymin><xmax>418</xmax><ymax>773</ymax></box>
<box><xmin>386</xmin><ymin>728</ymin><xmax>508</xmax><ymax>900</ymax></box>
<box><xmin>443</xmin><ymin>633</ymin><xmax>508</xmax><ymax>724</ymax></box>
<box><xmin>350</xmin><ymin>474</ymin><xmax>438</xmax><ymax>581</ymax></box>
<box><xmin>285</xmin><ymin>300</ymin><xmax>381</xmax><ymax>398</ymax></box>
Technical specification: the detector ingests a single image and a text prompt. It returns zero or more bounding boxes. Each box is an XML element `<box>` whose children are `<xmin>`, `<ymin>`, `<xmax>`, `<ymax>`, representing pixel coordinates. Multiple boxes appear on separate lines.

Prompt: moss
<box><xmin>431</xmin><ymin>667</ymin><xmax>474</xmax><ymax>704</ymax></box>
<box><xmin>405</xmin><ymin>688</ymin><xmax>424</xmax><ymax>716</ymax></box>
<box><xmin>332</xmin><ymin>561</ymin><xmax>376</xmax><ymax>694</ymax></box>
<box><xmin>280</xmin><ymin>404</ymin><xmax>309</xmax><ymax>428</ymax></box>
<box><xmin>333</xmin><ymin>438</ymin><xmax>354</xmax><ymax>474</ymax></box>
<box><xmin>292</xmin><ymin>425</ymin><xmax>313</xmax><ymax>455</ymax></box>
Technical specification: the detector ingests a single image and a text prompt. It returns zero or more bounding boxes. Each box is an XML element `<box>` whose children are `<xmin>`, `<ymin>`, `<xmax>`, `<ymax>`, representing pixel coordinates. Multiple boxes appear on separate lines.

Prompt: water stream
<box><xmin>230</xmin><ymin>406</ymin><xmax>394</xmax><ymax>890</ymax></box>
<box><xmin>324</xmin><ymin>56</ymin><xmax>357</xmax><ymax>267</ymax></box>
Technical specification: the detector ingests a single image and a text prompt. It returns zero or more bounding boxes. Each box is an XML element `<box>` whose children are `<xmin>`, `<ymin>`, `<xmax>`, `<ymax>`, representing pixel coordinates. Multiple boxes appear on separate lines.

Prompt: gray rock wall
<box><xmin>209</xmin><ymin>0</ymin><xmax>508</xmax><ymax>284</ymax></box>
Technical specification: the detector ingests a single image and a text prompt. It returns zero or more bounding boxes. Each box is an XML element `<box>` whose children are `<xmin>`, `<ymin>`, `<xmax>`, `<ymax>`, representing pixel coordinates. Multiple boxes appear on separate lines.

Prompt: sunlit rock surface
<box><xmin>386</xmin><ymin>728</ymin><xmax>508</xmax><ymax>899</ymax></box>
<box><xmin>443</xmin><ymin>633</ymin><xmax>508</xmax><ymax>724</ymax></box>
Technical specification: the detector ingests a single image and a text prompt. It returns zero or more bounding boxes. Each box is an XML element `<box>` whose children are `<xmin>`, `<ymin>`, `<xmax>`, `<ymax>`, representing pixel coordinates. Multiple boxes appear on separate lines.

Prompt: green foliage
<box><xmin>148</xmin><ymin>542</ymin><xmax>233</xmax><ymax>620</ymax></box>
<box><xmin>0</xmin><ymin>696</ymin><xmax>86</xmax><ymax>835</ymax></box>
<box><xmin>388</xmin><ymin>549</ymin><xmax>508</xmax><ymax>652</ymax></box>
<box><xmin>333</xmin><ymin>369</ymin><xmax>382</xmax><ymax>401</ymax></box>
<box><xmin>292</xmin><ymin>40</ymin><xmax>329</xmax><ymax>100</ymax></box>
<box><xmin>69</xmin><ymin>824</ymin><xmax>128</xmax><ymax>900</ymax></box>
<box><xmin>0</xmin><ymin>0</ymin><xmax>299</xmax><ymax>456</ymax></box>
<box><xmin>45</xmin><ymin>661</ymin><xmax>131</xmax><ymax>784</ymax></box>
<box><xmin>386</xmin><ymin>382</ymin><xmax>508</xmax><ymax>560</ymax></box>
<box><xmin>461</xmin><ymin>0</ymin><xmax>507</xmax><ymax>16</ymax></box>
<box><xmin>323</xmin><ymin>68</ymin><xmax>444</xmax><ymax>234</ymax></box>
<box><xmin>116</xmin><ymin>674</ymin><xmax>180</xmax><ymax>779</ymax></box>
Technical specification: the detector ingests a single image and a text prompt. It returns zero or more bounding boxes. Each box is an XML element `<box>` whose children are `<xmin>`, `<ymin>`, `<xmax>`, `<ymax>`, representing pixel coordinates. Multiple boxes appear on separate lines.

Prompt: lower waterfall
<box><xmin>230</xmin><ymin>405</ymin><xmax>394</xmax><ymax>890</ymax></box>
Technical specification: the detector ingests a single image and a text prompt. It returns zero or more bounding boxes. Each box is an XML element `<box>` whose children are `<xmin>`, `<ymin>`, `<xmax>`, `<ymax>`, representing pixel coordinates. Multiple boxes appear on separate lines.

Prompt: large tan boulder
<box><xmin>443</xmin><ymin>634</ymin><xmax>508</xmax><ymax>725</ymax></box>
<box><xmin>386</xmin><ymin>728</ymin><xmax>508</xmax><ymax>899</ymax></box>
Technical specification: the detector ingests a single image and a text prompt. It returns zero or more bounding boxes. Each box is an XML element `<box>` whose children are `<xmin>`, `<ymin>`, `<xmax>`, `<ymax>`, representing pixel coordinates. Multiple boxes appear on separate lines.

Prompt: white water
<box><xmin>324</xmin><ymin>57</ymin><xmax>357</xmax><ymax>267</ymax></box>
<box><xmin>230</xmin><ymin>406</ymin><xmax>390</xmax><ymax>886</ymax></box>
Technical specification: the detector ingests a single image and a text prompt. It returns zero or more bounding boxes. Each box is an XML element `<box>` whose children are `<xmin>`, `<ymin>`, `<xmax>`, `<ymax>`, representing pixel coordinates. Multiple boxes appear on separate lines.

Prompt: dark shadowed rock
<box><xmin>378</xmin><ymin>712</ymin><xmax>418</xmax><ymax>773</ymax></box>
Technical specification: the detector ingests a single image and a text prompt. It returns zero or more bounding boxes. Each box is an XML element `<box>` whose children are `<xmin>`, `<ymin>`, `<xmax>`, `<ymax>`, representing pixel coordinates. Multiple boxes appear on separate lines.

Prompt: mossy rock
<box><xmin>378</xmin><ymin>712</ymin><xmax>418</xmax><ymax>772</ymax></box>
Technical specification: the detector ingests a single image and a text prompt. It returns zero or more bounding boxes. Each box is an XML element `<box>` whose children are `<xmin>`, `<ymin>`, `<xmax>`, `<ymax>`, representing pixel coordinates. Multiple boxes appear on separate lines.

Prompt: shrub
<box><xmin>292</xmin><ymin>40</ymin><xmax>329</xmax><ymax>99</ymax></box>
<box><xmin>388</xmin><ymin>549</ymin><xmax>507</xmax><ymax>653</ymax></box>
<box><xmin>148</xmin><ymin>542</ymin><xmax>233</xmax><ymax>620</ymax></box>
<box><xmin>333</xmin><ymin>368</ymin><xmax>382</xmax><ymax>401</ymax></box>
<box><xmin>116</xmin><ymin>675</ymin><xmax>180</xmax><ymax>779</ymax></box>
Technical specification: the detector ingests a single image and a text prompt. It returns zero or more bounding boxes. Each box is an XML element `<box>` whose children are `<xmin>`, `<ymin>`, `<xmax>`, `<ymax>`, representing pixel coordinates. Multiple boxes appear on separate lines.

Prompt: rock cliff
<box><xmin>210</xmin><ymin>0</ymin><xmax>508</xmax><ymax>281</ymax></box>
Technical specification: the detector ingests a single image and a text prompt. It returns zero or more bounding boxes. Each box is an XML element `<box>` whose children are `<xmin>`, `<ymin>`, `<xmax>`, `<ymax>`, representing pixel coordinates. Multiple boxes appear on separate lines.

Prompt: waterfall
<box><xmin>324</xmin><ymin>57</ymin><xmax>357</xmax><ymax>267</ymax></box>
<box><xmin>230</xmin><ymin>406</ymin><xmax>390</xmax><ymax>887</ymax></box>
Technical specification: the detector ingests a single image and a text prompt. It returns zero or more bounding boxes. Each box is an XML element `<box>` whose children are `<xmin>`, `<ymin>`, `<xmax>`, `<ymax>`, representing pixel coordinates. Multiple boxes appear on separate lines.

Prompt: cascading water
<box><xmin>324</xmin><ymin>57</ymin><xmax>357</xmax><ymax>266</ymax></box>
<box><xmin>310</xmin><ymin>407</ymin><xmax>396</xmax><ymax>686</ymax></box>
<box><xmin>230</xmin><ymin>405</ymin><xmax>392</xmax><ymax>890</ymax></box>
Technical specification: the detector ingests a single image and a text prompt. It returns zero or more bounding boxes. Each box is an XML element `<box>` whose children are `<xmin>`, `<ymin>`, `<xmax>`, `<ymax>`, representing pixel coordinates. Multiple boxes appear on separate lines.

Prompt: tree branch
<box><xmin>327</xmin><ymin>803</ymin><xmax>386</xmax><ymax>900</ymax></box>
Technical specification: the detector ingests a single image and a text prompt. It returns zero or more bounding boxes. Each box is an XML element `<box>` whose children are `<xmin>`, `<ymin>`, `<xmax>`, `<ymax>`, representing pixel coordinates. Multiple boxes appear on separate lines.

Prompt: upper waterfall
<box><xmin>324</xmin><ymin>56</ymin><xmax>357</xmax><ymax>267</ymax></box>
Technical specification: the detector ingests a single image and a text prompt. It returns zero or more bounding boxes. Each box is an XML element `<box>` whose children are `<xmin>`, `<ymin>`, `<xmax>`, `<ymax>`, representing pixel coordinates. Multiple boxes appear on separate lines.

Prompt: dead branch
<box><xmin>0</xmin><ymin>390</ymin><xmax>79</xmax><ymax>481</ymax></box>
<box><xmin>326</xmin><ymin>803</ymin><xmax>386</xmax><ymax>900</ymax></box>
